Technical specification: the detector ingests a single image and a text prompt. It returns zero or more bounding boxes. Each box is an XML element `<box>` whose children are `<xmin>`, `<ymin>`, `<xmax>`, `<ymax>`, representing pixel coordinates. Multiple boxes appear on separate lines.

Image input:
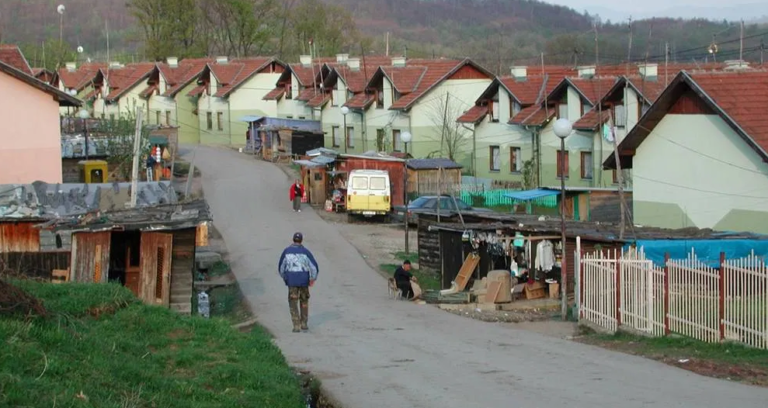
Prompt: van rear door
<box><xmin>368</xmin><ymin>175</ymin><xmax>390</xmax><ymax>213</ymax></box>
<box><xmin>348</xmin><ymin>175</ymin><xmax>369</xmax><ymax>212</ymax></box>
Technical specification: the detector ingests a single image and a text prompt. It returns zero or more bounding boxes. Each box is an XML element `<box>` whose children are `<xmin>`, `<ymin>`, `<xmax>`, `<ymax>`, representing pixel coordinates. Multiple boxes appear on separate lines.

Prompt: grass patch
<box><xmin>209</xmin><ymin>261</ymin><xmax>231</xmax><ymax>278</ymax></box>
<box><xmin>0</xmin><ymin>281</ymin><xmax>305</xmax><ymax>407</ymax></box>
<box><xmin>393</xmin><ymin>251</ymin><xmax>418</xmax><ymax>264</ymax></box>
<box><xmin>579</xmin><ymin>329</ymin><xmax>768</xmax><ymax>386</ymax></box>
<box><xmin>380</xmin><ymin>263</ymin><xmax>441</xmax><ymax>292</ymax></box>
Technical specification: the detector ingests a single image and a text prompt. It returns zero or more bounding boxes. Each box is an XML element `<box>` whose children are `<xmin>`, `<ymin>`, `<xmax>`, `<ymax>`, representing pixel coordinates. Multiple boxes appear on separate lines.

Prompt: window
<box><xmin>370</xmin><ymin>177</ymin><xmax>387</xmax><ymax>190</ymax></box>
<box><xmin>581</xmin><ymin>151</ymin><xmax>593</xmax><ymax>179</ymax></box>
<box><xmin>217</xmin><ymin>112</ymin><xmax>224</xmax><ymax>131</ymax></box>
<box><xmin>558</xmin><ymin>103</ymin><xmax>568</xmax><ymax>120</ymax></box>
<box><xmin>410</xmin><ymin>197</ymin><xmax>435</xmax><ymax>209</ymax></box>
<box><xmin>206</xmin><ymin>112</ymin><xmax>213</xmax><ymax>130</ymax></box>
<box><xmin>346</xmin><ymin>126</ymin><xmax>355</xmax><ymax>148</ymax></box>
<box><xmin>332</xmin><ymin>126</ymin><xmax>340</xmax><ymax>147</ymax></box>
<box><xmin>331</xmin><ymin>85</ymin><xmax>338</xmax><ymax>107</ymax></box>
<box><xmin>155</xmin><ymin>111</ymin><xmax>161</xmax><ymax>125</ymax></box>
<box><xmin>376</xmin><ymin>90</ymin><xmax>384</xmax><ymax>109</ymax></box>
<box><xmin>393</xmin><ymin>129</ymin><xmax>402</xmax><ymax>152</ymax></box>
<box><xmin>491</xmin><ymin>97</ymin><xmax>500</xmax><ymax>122</ymax></box>
<box><xmin>612</xmin><ymin>169</ymin><xmax>619</xmax><ymax>184</ymax></box>
<box><xmin>165</xmin><ymin>111</ymin><xmax>171</xmax><ymax>126</ymax></box>
<box><xmin>285</xmin><ymin>84</ymin><xmax>293</xmax><ymax>99</ymax></box>
<box><xmin>298</xmin><ymin>116</ymin><xmax>305</xmax><ymax>120</ymax></box>
<box><xmin>286</xmin><ymin>115</ymin><xmax>293</xmax><ymax>119</ymax></box>
<box><xmin>350</xmin><ymin>176</ymin><xmax>368</xmax><ymax>190</ymax></box>
<box><xmin>510</xmin><ymin>147</ymin><xmax>522</xmax><ymax>173</ymax></box>
<box><xmin>510</xmin><ymin>102</ymin><xmax>521</xmax><ymax>118</ymax></box>
<box><xmin>490</xmin><ymin>145</ymin><xmax>500</xmax><ymax>171</ymax></box>
<box><xmin>614</xmin><ymin>104</ymin><xmax>627</xmax><ymax>127</ymax></box>
<box><xmin>376</xmin><ymin>128</ymin><xmax>386</xmax><ymax>151</ymax></box>
<box><xmin>439</xmin><ymin>197</ymin><xmax>472</xmax><ymax>211</ymax></box>
<box><xmin>557</xmin><ymin>150</ymin><xmax>569</xmax><ymax>178</ymax></box>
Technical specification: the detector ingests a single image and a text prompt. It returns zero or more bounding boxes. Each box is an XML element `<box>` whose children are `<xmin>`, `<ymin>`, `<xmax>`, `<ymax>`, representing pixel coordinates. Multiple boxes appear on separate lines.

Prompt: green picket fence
<box><xmin>459</xmin><ymin>189</ymin><xmax>559</xmax><ymax>210</ymax></box>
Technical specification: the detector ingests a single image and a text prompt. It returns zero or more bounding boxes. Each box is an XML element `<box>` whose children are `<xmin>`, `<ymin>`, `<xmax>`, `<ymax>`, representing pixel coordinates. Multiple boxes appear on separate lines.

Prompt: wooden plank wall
<box><xmin>0</xmin><ymin>222</ymin><xmax>41</xmax><ymax>252</ymax></box>
<box><xmin>417</xmin><ymin>218</ymin><xmax>441</xmax><ymax>271</ymax></box>
<box><xmin>0</xmin><ymin>252</ymin><xmax>70</xmax><ymax>279</ymax></box>
<box><xmin>139</xmin><ymin>232</ymin><xmax>173</xmax><ymax>306</ymax></box>
<box><xmin>70</xmin><ymin>232</ymin><xmax>111</xmax><ymax>283</ymax></box>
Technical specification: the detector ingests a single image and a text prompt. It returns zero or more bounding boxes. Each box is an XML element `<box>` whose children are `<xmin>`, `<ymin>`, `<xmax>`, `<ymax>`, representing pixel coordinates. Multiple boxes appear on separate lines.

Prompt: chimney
<box><xmin>108</xmin><ymin>61</ymin><xmax>123</xmax><ymax>69</ymax></box>
<box><xmin>65</xmin><ymin>62</ymin><xmax>77</xmax><ymax>72</ymax></box>
<box><xmin>724</xmin><ymin>60</ymin><xmax>750</xmax><ymax>71</ymax></box>
<box><xmin>347</xmin><ymin>58</ymin><xmax>361</xmax><ymax>71</ymax></box>
<box><xmin>299</xmin><ymin>55</ymin><xmax>312</xmax><ymax>67</ymax></box>
<box><xmin>166</xmin><ymin>57</ymin><xmax>179</xmax><ymax>68</ymax></box>
<box><xmin>510</xmin><ymin>66</ymin><xmax>527</xmax><ymax>80</ymax></box>
<box><xmin>577</xmin><ymin>65</ymin><xmax>596</xmax><ymax>78</ymax></box>
<box><xmin>638</xmin><ymin>63</ymin><xmax>658</xmax><ymax>79</ymax></box>
<box><xmin>336</xmin><ymin>53</ymin><xmax>349</xmax><ymax>64</ymax></box>
<box><xmin>391</xmin><ymin>56</ymin><xmax>406</xmax><ymax>67</ymax></box>
<box><xmin>215</xmin><ymin>56</ymin><xmax>228</xmax><ymax>64</ymax></box>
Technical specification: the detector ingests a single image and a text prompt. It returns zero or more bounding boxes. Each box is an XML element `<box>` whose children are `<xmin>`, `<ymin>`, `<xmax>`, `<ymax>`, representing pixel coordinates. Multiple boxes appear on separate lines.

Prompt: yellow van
<box><xmin>347</xmin><ymin>169</ymin><xmax>391</xmax><ymax>218</ymax></box>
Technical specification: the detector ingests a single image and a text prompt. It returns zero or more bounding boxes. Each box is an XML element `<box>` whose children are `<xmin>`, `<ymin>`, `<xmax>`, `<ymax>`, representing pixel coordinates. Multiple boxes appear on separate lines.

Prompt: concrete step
<box><xmin>171</xmin><ymin>294</ymin><xmax>191</xmax><ymax>304</ymax></box>
<box><xmin>172</xmin><ymin>276</ymin><xmax>194</xmax><ymax>285</ymax></box>
<box><xmin>170</xmin><ymin>303</ymin><xmax>191</xmax><ymax>315</ymax></box>
<box><xmin>171</xmin><ymin>287</ymin><xmax>193</xmax><ymax>296</ymax></box>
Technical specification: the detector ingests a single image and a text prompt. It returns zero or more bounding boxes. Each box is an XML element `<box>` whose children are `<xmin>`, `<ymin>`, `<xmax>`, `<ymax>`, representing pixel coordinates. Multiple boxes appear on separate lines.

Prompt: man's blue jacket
<box><xmin>278</xmin><ymin>244</ymin><xmax>319</xmax><ymax>287</ymax></box>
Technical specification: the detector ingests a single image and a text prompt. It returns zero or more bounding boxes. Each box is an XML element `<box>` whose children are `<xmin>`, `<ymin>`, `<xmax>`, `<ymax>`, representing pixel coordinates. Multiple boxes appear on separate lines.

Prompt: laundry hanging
<box><xmin>535</xmin><ymin>240</ymin><xmax>555</xmax><ymax>272</ymax></box>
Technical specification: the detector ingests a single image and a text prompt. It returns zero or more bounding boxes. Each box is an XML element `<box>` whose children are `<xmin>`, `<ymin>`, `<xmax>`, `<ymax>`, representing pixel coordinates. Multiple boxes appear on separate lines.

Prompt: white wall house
<box><xmin>606</xmin><ymin>68</ymin><xmax>768</xmax><ymax>233</ymax></box>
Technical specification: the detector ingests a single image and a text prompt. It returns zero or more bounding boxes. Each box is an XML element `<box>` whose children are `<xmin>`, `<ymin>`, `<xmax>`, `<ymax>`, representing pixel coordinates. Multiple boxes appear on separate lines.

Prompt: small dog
<box><xmin>387</xmin><ymin>277</ymin><xmax>402</xmax><ymax>300</ymax></box>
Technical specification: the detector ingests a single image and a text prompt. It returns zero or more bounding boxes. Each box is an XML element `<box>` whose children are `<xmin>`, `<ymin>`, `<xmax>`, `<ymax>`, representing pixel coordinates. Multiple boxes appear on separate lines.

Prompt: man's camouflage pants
<box><xmin>288</xmin><ymin>286</ymin><xmax>310</xmax><ymax>331</ymax></box>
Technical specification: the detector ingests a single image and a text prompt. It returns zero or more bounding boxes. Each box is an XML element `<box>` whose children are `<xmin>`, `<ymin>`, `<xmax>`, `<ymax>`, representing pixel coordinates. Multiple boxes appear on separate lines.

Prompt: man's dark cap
<box><xmin>293</xmin><ymin>232</ymin><xmax>303</xmax><ymax>242</ymax></box>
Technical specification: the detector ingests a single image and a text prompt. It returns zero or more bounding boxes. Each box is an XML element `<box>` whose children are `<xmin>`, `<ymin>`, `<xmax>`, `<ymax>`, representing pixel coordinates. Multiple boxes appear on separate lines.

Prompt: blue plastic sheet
<box><xmin>626</xmin><ymin>239</ymin><xmax>768</xmax><ymax>267</ymax></box>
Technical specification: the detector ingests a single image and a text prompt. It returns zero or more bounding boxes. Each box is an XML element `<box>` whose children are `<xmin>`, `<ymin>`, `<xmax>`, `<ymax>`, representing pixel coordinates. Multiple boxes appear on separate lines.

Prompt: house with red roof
<box><xmin>605</xmin><ymin>65</ymin><xmax>768</xmax><ymax>233</ymax></box>
<box><xmin>0</xmin><ymin>49</ymin><xmax>81</xmax><ymax>183</ymax></box>
<box><xmin>56</xmin><ymin>62</ymin><xmax>106</xmax><ymax>116</ymax></box>
<box><xmin>193</xmin><ymin>56</ymin><xmax>285</xmax><ymax>146</ymax></box>
<box><xmin>91</xmin><ymin>62</ymin><xmax>156</xmax><ymax>120</ymax></box>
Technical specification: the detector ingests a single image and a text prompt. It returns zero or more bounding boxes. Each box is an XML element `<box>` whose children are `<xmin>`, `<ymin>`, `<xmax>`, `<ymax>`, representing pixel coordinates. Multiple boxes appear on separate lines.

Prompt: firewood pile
<box><xmin>0</xmin><ymin>278</ymin><xmax>47</xmax><ymax>318</ymax></box>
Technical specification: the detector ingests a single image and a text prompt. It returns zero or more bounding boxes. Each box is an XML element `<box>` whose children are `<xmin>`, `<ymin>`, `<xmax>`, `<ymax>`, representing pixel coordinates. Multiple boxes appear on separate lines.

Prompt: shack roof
<box><xmin>407</xmin><ymin>158</ymin><xmax>462</xmax><ymax>170</ymax></box>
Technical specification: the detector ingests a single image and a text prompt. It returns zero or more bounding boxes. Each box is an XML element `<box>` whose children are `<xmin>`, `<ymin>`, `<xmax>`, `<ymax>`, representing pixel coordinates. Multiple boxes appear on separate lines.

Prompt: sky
<box><xmin>542</xmin><ymin>1</ymin><xmax>768</xmax><ymax>23</ymax></box>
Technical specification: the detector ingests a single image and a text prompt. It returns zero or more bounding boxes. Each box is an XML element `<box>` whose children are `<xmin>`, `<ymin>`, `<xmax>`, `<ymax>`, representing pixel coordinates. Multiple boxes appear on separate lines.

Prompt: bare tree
<box><xmin>424</xmin><ymin>93</ymin><xmax>470</xmax><ymax>162</ymax></box>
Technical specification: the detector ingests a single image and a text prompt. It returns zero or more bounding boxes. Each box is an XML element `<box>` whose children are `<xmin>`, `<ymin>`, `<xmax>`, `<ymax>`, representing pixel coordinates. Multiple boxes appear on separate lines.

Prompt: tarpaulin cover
<box><xmin>626</xmin><ymin>239</ymin><xmax>768</xmax><ymax>267</ymax></box>
<box><xmin>504</xmin><ymin>188</ymin><xmax>560</xmax><ymax>201</ymax></box>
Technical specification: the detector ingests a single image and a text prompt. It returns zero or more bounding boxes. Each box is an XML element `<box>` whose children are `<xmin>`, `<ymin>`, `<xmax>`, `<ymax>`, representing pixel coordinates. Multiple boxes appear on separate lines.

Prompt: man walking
<box><xmin>289</xmin><ymin>179</ymin><xmax>304</xmax><ymax>212</ymax></box>
<box><xmin>278</xmin><ymin>232</ymin><xmax>319</xmax><ymax>332</ymax></box>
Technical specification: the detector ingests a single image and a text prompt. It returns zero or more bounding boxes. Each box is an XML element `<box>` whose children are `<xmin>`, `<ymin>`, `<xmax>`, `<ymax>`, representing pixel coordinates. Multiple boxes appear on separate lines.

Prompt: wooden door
<box><xmin>70</xmin><ymin>232</ymin><xmax>111</xmax><ymax>283</ymax></box>
<box><xmin>139</xmin><ymin>232</ymin><xmax>173</xmax><ymax>306</ymax></box>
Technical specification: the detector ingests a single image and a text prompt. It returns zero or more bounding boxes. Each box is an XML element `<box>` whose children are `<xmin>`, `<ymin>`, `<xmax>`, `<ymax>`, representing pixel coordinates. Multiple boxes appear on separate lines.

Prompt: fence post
<box><xmin>719</xmin><ymin>251</ymin><xmax>726</xmax><ymax>341</ymax></box>
<box><xmin>616</xmin><ymin>253</ymin><xmax>621</xmax><ymax>326</ymax></box>
<box><xmin>664</xmin><ymin>252</ymin><xmax>670</xmax><ymax>336</ymax></box>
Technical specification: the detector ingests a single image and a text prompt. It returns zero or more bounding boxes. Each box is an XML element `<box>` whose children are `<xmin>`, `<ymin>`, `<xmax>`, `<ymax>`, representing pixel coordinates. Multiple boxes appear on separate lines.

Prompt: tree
<box><xmin>127</xmin><ymin>0</ymin><xmax>205</xmax><ymax>60</ymax></box>
<box><xmin>424</xmin><ymin>93</ymin><xmax>470</xmax><ymax>162</ymax></box>
<box><xmin>199</xmin><ymin>0</ymin><xmax>279</xmax><ymax>57</ymax></box>
<box><xmin>285</xmin><ymin>0</ymin><xmax>359</xmax><ymax>57</ymax></box>
<box><xmin>20</xmin><ymin>40</ymin><xmax>77</xmax><ymax>71</ymax></box>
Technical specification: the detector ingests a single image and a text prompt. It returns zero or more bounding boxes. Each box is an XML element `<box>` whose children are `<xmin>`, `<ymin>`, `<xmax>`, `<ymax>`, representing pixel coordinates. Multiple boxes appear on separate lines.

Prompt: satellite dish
<box><xmin>77</xmin><ymin>46</ymin><xmax>84</xmax><ymax>54</ymax></box>
<box><xmin>57</xmin><ymin>4</ymin><xmax>65</xmax><ymax>14</ymax></box>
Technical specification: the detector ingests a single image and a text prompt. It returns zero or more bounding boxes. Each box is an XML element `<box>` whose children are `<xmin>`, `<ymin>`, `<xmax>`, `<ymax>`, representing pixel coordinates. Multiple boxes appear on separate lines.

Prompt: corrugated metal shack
<box><xmin>242</xmin><ymin>116</ymin><xmax>324</xmax><ymax>160</ymax></box>
<box><xmin>0</xmin><ymin>181</ymin><xmax>211</xmax><ymax>314</ymax></box>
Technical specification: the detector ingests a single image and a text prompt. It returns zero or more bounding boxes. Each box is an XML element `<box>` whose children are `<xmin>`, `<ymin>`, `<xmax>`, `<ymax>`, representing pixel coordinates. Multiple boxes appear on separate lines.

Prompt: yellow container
<box><xmin>78</xmin><ymin>160</ymin><xmax>108</xmax><ymax>183</ymax></box>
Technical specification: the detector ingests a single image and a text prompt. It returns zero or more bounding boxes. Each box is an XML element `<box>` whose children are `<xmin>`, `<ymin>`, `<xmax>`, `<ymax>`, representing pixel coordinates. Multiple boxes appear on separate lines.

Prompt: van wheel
<box><xmin>346</xmin><ymin>213</ymin><xmax>354</xmax><ymax>223</ymax></box>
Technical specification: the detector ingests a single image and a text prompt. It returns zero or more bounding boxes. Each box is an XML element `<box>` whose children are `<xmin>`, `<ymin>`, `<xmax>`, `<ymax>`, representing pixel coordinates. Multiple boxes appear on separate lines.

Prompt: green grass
<box><xmin>584</xmin><ymin>330</ymin><xmax>768</xmax><ymax>368</ymax></box>
<box><xmin>0</xmin><ymin>281</ymin><xmax>304</xmax><ymax>408</ymax></box>
<box><xmin>209</xmin><ymin>261</ymin><xmax>231</xmax><ymax>278</ymax></box>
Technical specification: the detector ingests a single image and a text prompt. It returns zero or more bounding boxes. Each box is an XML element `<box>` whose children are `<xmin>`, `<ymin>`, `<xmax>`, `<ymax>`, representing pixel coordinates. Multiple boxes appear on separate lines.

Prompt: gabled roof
<box><xmin>0</xmin><ymin>59</ymin><xmax>81</xmax><ymax>107</ymax></box>
<box><xmin>160</xmin><ymin>58</ymin><xmax>212</xmax><ymax>97</ymax></box>
<box><xmin>500</xmin><ymin>72</ymin><xmax>569</xmax><ymax>106</ymax></box>
<box><xmin>263</xmin><ymin>86</ymin><xmax>286</xmax><ymax>100</ymax></box>
<box><xmin>605</xmin><ymin>70</ymin><xmax>768</xmax><ymax>170</ymax></box>
<box><xmin>306</xmin><ymin>91</ymin><xmax>331</xmax><ymax>108</ymax></box>
<box><xmin>509</xmin><ymin>104</ymin><xmax>555</xmax><ymax>127</ymax></box>
<box><xmin>572</xmin><ymin>109</ymin><xmax>610</xmax><ymax>131</ymax></box>
<box><xmin>456</xmin><ymin>105</ymin><xmax>489</xmax><ymax>124</ymax></box>
<box><xmin>344</xmin><ymin>93</ymin><xmax>374</xmax><ymax>109</ymax></box>
<box><xmin>548</xmin><ymin>77</ymin><xmax>618</xmax><ymax>105</ymax></box>
<box><xmin>0</xmin><ymin>45</ymin><xmax>33</xmax><ymax>76</ymax></box>
<box><xmin>105</xmin><ymin>63</ymin><xmax>156</xmax><ymax>102</ymax></box>
<box><xmin>333</xmin><ymin>63</ymin><xmax>383</xmax><ymax>93</ymax></box>
<box><xmin>209</xmin><ymin>57</ymin><xmax>282</xmax><ymax>98</ymax></box>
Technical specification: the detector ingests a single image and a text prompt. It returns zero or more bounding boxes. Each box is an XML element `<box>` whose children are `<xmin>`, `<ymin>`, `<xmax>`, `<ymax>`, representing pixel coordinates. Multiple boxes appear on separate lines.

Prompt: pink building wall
<box><xmin>0</xmin><ymin>71</ymin><xmax>63</xmax><ymax>183</ymax></box>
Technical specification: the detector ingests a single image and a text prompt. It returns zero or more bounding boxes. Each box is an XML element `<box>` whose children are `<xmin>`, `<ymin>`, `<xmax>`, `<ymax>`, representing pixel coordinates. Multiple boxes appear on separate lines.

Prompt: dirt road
<box><xmin>190</xmin><ymin>146</ymin><xmax>768</xmax><ymax>408</ymax></box>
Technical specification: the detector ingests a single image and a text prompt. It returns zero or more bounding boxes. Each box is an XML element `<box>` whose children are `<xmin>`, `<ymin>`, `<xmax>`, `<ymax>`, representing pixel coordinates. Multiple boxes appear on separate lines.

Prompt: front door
<box><xmin>70</xmin><ymin>232</ymin><xmax>111</xmax><ymax>283</ymax></box>
<box><xmin>139</xmin><ymin>232</ymin><xmax>173</xmax><ymax>306</ymax></box>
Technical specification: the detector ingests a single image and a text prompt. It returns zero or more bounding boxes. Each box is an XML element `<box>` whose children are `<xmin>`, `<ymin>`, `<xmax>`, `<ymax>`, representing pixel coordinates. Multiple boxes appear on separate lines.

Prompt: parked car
<box><xmin>392</xmin><ymin>195</ymin><xmax>492</xmax><ymax>224</ymax></box>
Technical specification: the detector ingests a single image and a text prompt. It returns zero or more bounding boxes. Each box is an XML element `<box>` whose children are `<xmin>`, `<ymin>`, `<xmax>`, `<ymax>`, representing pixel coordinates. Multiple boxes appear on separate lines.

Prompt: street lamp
<box><xmin>78</xmin><ymin>109</ymin><xmax>91</xmax><ymax>160</ymax></box>
<box><xmin>401</xmin><ymin>131</ymin><xmax>413</xmax><ymax>255</ymax></box>
<box><xmin>340</xmin><ymin>106</ymin><xmax>349</xmax><ymax>153</ymax></box>
<box><xmin>553</xmin><ymin>118</ymin><xmax>572</xmax><ymax>321</ymax></box>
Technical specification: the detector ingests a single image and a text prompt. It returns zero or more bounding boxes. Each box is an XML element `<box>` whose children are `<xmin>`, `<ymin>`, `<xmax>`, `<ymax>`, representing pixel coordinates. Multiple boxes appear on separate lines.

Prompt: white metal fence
<box><xmin>578</xmin><ymin>242</ymin><xmax>768</xmax><ymax>350</ymax></box>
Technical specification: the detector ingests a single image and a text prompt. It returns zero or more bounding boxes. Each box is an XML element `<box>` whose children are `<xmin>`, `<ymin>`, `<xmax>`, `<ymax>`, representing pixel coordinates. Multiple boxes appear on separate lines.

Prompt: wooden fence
<box><xmin>578</xmin><ymin>245</ymin><xmax>768</xmax><ymax>349</ymax></box>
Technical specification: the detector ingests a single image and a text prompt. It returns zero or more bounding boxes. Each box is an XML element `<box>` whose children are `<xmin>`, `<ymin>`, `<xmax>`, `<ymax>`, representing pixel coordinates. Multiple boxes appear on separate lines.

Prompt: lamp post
<box><xmin>401</xmin><ymin>131</ymin><xmax>413</xmax><ymax>255</ymax></box>
<box><xmin>553</xmin><ymin>118</ymin><xmax>572</xmax><ymax>321</ymax></box>
<box><xmin>78</xmin><ymin>108</ymin><xmax>91</xmax><ymax>160</ymax></box>
<box><xmin>341</xmin><ymin>106</ymin><xmax>349</xmax><ymax>153</ymax></box>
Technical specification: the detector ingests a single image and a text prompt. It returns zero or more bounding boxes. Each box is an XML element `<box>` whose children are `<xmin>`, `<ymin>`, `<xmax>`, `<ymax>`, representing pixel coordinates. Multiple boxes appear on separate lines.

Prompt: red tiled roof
<box><xmin>160</xmin><ymin>58</ymin><xmax>212</xmax><ymax>96</ymax></box>
<box><xmin>387</xmin><ymin>59</ymin><xmax>492</xmax><ymax>110</ymax></box>
<box><xmin>573</xmin><ymin>109</ymin><xmax>610</xmax><ymax>130</ymax></box>
<box><xmin>290</xmin><ymin>64</ymin><xmax>320</xmax><ymax>87</ymax></box>
<box><xmin>58</xmin><ymin>63</ymin><xmax>105</xmax><ymax>91</ymax></box>
<box><xmin>344</xmin><ymin>93</ymin><xmax>374</xmax><ymax>109</ymax></box>
<box><xmin>105</xmin><ymin>63</ymin><xmax>156</xmax><ymax>101</ymax></box>
<box><xmin>82</xmin><ymin>88</ymin><xmax>100</xmax><ymax>100</ymax></box>
<box><xmin>381</xmin><ymin>66</ymin><xmax>426</xmax><ymax>94</ymax></box>
<box><xmin>187</xmin><ymin>84</ymin><xmax>206</xmax><ymax>97</ymax></box>
<box><xmin>210</xmin><ymin>58</ymin><xmax>275</xmax><ymax>98</ymax></box>
<box><xmin>500</xmin><ymin>73</ymin><xmax>567</xmax><ymax>105</ymax></box>
<box><xmin>0</xmin><ymin>45</ymin><xmax>32</xmax><ymax>76</ymax></box>
<box><xmin>688</xmin><ymin>70</ymin><xmax>768</xmax><ymax>152</ymax></box>
<box><xmin>263</xmin><ymin>86</ymin><xmax>285</xmax><ymax>100</ymax></box>
<box><xmin>334</xmin><ymin>64</ymin><xmax>383</xmax><ymax>93</ymax></box>
<box><xmin>306</xmin><ymin>92</ymin><xmax>331</xmax><ymax>108</ymax></box>
<box><xmin>296</xmin><ymin>87</ymin><xmax>318</xmax><ymax>101</ymax></box>
<box><xmin>457</xmin><ymin>105</ymin><xmax>488</xmax><ymax>123</ymax></box>
<box><xmin>568</xmin><ymin>77</ymin><xmax>619</xmax><ymax>104</ymax></box>
<box><xmin>509</xmin><ymin>104</ymin><xmax>555</xmax><ymax>126</ymax></box>
<box><xmin>139</xmin><ymin>84</ymin><xmax>158</xmax><ymax>98</ymax></box>
<box><xmin>627</xmin><ymin>77</ymin><xmax>668</xmax><ymax>103</ymax></box>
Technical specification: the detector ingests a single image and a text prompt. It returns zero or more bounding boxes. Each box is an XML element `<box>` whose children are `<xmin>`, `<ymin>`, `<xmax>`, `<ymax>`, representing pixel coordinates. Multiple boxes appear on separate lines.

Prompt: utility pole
<box><xmin>740</xmin><ymin>20</ymin><xmax>744</xmax><ymax>61</ymax></box>
<box><xmin>761</xmin><ymin>39</ymin><xmax>765</xmax><ymax>66</ymax></box>
<box><xmin>665</xmin><ymin>42</ymin><xmax>670</xmax><ymax>86</ymax></box>
<box><xmin>610</xmin><ymin>111</ymin><xmax>627</xmax><ymax>240</ymax></box>
<box><xmin>130</xmin><ymin>108</ymin><xmax>144</xmax><ymax>208</ymax></box>
<box><xmin>385</xmin><ymin>32</ymin><xmax>390</xmax><ymax>56</ymax></box>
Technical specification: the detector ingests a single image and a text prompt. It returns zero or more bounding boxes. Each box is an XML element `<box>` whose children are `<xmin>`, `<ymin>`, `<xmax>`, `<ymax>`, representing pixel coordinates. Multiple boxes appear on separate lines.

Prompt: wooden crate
<box><xmin>524</xmin><ymin>281</ymin><xmax>546</xmax><ymax>300</ymax></box>
<box><xmin>548</xmin><ymin>283</ymin><xmax>560</xmax><ymax>299</ymax></box>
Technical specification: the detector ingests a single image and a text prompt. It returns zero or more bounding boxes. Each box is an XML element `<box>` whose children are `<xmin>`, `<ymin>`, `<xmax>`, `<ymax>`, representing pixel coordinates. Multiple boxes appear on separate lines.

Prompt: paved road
<box><xmin>190</xmin><ymin>146</ymin><xmax>768</xmax><ymax>408</ymax></box>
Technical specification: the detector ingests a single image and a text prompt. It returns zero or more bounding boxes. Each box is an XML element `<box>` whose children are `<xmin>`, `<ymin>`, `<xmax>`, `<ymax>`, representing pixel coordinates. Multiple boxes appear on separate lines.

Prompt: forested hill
<box><xmin>0</xmin><ymin>0</ymin><xmax>765</xmax><ymax>72</ymax></box>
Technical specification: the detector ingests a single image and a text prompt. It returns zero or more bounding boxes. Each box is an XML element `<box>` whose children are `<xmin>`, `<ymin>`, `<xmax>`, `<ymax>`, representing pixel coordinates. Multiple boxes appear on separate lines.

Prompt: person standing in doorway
<box><xmin>289</xmin><ymin>179</ymin><xmax>304</xmax><ymax>212</ymax></box>
<box><xmin>278</xmin><ymin>232</ymin><xmax>319</xmax><ymax>332</ymax></box>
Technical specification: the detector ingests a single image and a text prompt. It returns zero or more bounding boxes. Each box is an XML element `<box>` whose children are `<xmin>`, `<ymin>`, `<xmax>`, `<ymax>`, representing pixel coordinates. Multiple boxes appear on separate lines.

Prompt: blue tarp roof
<box><xmin>627</xmin><ymin>239</ymin><xmax>768</xmax><ymax>268</ymax></box>
<box><xmin>504</xmin><ymin>189</ymin><xmax>560</xmax><ymax>201</ymax></box>
<box><xmin>239</xmin><ymin>115</ymin><xmax>264</xmax><ymax>123</ymax></box>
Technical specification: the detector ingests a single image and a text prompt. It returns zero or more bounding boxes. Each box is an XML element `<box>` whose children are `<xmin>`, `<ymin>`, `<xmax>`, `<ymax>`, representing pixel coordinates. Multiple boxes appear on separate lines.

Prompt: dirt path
<box><xmin>188</xmin><ymin>146</ymin><xmax>768</xmax><ymax>408</ymax></box>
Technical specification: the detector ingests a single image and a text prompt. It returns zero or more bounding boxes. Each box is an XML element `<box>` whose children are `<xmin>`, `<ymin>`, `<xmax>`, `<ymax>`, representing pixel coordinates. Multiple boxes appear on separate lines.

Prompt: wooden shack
<box><xmin>406</xmin><ymin>158</ymin><xmax>463</xmax><ymax>197</ymax></box>
<box><xmin>336</xmin><ymin>153</ymin><xmax>407</xmax><ymax>207</ymax></box>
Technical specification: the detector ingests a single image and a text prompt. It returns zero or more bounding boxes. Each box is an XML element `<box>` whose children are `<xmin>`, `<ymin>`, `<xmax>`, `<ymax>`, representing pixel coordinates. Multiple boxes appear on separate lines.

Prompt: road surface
<box><xmin>190</xmin><ymin>146</ymin><xmax>768</xmax><ymax>408</ymax></box>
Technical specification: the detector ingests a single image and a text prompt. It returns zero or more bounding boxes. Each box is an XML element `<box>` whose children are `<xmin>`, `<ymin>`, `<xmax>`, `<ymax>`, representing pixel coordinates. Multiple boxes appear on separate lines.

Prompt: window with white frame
<box><xmin>510</xmin><ymin>147</ymin><xmax>522</xmax><ymax>173</ymax></box>
<box><xmin>614</xmin><ymin>104</ymin><xmax>627</xmax><ymax>127</ymax></box>
<box><xmin>490</xmin><ymin>146</ymin><xmax>500</xmax><ymax>171</ymax></box>
<box><xmin>346</xmin><ymin>126</ymin><xmax>355</xmax><ymax>148</ymax></box>
<box><xmin>332</xmin><ymin>126</ymin><xmax>340</xmax><ymax>147</ymax></box>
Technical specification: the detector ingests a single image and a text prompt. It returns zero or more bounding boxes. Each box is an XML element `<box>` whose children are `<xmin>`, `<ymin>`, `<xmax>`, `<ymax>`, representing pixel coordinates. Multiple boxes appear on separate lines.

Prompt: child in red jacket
<box><xmin>289</xmin><ymin>179</ymin><xmax>304</xmax><ymax>212</ymax></box>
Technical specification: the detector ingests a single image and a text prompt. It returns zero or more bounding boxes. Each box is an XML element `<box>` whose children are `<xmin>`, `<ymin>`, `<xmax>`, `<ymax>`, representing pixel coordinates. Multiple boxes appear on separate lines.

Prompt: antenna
<box><xmin>665</xmin><ymin>42</ymin><xmax>670</xmax><ymax>86</ymax></box>
<box><xmin>626</xmin><ymin>17</ymin><xmax>633</xmax><ymax>77</ymax></box>
<box><xmin>740</xmin><ymin>19</ymin><xmax>744</xmax><ymax>61</ymax></box>
<box><xmin>386</xmin><ymin>32</ymin><xmax>390</xmax><ymax>56</ymax></box>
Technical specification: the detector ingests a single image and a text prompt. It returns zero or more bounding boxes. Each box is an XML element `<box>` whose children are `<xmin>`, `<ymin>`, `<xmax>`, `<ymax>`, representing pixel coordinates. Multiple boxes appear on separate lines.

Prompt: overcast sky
<box><xmin>542</xmin><ymin>0</ymin><xmax>767</xmax><ymax>22</ymax></box>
